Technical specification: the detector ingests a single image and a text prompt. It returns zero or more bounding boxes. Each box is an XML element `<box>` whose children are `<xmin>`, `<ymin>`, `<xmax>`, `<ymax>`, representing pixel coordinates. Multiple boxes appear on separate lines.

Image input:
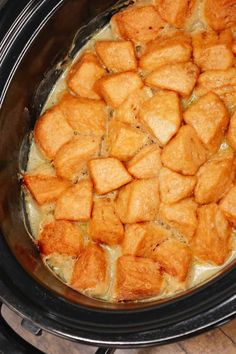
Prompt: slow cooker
<box><xmin>0</xmin><ymin>1</ymin><xmax>235</xmax><ymax>353</ymax></box>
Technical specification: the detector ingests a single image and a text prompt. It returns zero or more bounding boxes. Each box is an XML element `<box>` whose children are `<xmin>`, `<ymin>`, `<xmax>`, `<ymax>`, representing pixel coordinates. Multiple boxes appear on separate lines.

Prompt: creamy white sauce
<box><xmin>24</xmin><ymin>0</ymin><xmax>236</xmax><ymax>303</ymax></box>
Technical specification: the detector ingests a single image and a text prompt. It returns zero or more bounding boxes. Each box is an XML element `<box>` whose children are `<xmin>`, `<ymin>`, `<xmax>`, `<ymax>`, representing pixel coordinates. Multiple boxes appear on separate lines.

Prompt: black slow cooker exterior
<box><xmin>0</xmin><ymin>0</ymin><xmax>235</xmax><ymax>352</ymax></box>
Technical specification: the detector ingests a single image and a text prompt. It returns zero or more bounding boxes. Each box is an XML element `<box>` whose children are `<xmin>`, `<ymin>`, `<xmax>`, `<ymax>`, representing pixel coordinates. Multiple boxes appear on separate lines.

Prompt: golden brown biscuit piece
<box><xmin>59</xmin><ymin>94</ymin><xmax>107</xmax><ymax>137</ymax></box>
<box><xmin>159</xmin><ymin>198</ymin><xmax>198</xmax><ymax>242</ymax></box>
<box><xmin>95</xmin><ymin>71</ymin><xmax>143</xmax><ymax>108</ymax></box>
<box><xmin>161</xmin><ymin>125</ymin><xmax>208</xmax><ymax>175</ymax></box>
<box><xmin>34</xmin><ymin>106</ymin><xmax>74</xmax><ymax>160</ymax></box>
<box><xmin>151</xmin><ymin>238</ymin><xmax>192</xmax><ymax>282</ymax></box>
<box><xmin>192</xmin><ymin>204</ymin><xmax>231</xmax><ymax>265</ymax></box>
<box><xmin>23</xmin><ymin>174</ymin><xmax>71</xmax><ymax>205</ymax></box>
<box><xmin>136</xmin><ymin>223</ymin><xmax>172</xmax><ymax>256</ymax></box>
<box><xmin>140</xmin><ymin>32</ymin><xmax>192</xmax><ymax>71</ymax></box>
<box><xmin>122</xmin><ymin>222</ymin><xmax>171</xmax><ymax>256</ymax></box>
<box><xmin>89</xmin><ymin>198</ymin><xmax>124</xmax><ymax>246</ymax></box>
<box><xmin>220</xmin><ymin>185</ymin><xmax>236</xmax><ymax>225</ymax></box>
<box><xmin>122</xmin><ymin>224</ymin><xmax>146</xmax><ymax>255</ymax></box>
<box><xmin>159</xmin><ymin>167</ymin><xmax>197</xmax><ymax>204</ymax></box>
<box><xmin>115</xmin><ymin>178</ymin><xmax>160</xmax><ymax>223</ymax></box>
<box><xmin>88</xmin><ymin>157</ymin><xmax>132</xmax><ymax>195</ymax></box>
<box><xmin>154</xmin><ymin>0</ymin><xmax>195</xmax><ymax>28</ymax></box>
<box><xmin>139</xmin><ymin>90</ymin><xmax>182</xmax><ymax>145</ymax></box>
<box><xmin>183</xmin><ymin>92</ymin><xmax>229</xmax><ymax>153</ymax></box>
<box><xmin>54</xmin><ymin>136</ymin><xmax>101</xmax><ymax>181</ymax></box>
<box><xmin>111</xmin><ymin>6</ymin><xmax>166</xmax><ymax>43</ymax></box>
<box><xmin>195</xmin><ymin>150</ymin><xmax>235</xmax><ymax>204</ymax></box>
<box><xmin>115</xmin><ymin>87</ymin><xmax>151</xmax><ymax>125</ymax></box>
<box><xmin>108</xmin><ymin>121</ymin><xmax>149</xmax><ymax>161</ymax></box>
<box><xmin>54</xmin><ymin>179</ymin><xmax>93</xmax><ymax>221</ymax></box>
<box><xmin>145</xmin><ymin>62</ymin><xmax>199</xmax><ymax>97</ymax></box>
<box><xmin>227</xmin><ymin>111</ymin><xmax>236</xmax><ymax>151</ymax></box>
<box><xmin>204</xmin><ymin>0</ymin><xmax>236</xmax><ymax>31</ymax></box>
<box><xmin>70</xmin><ymin>244</ymin><xmax>109</xmax><ymax>297</ymax></box>
<box><xmin>195</xmin><ymin>68</ymin><xmax>236</xmax><ymax>93</ymax></box>
<box><xmin>114</xmin><ymin>255</ymin><xmax>163</xmax><ymax>301</ymax></box>
<box><xmin>192</xmin><ymin>30</ymin><xmax>234</xmax><ymax>71</ymax></box>
<box><xmin>38</xmin><ymin>220</ymin><xmax>84</xmax><ymax>256</ymax></box>
<box><xmin>95</xmin><ymin>40</ymin><xmax>137</xmax><ymax>72</ymax></box>
<box><xmin>195</xmin><ymin>68</ymin><xmax>236</xmax><ymax>110</ymax></box>
<box><xmin>127</xmin><ymin>144</ymin><xmax>162</xmax><ymax>179</ymax></box>
<box><xmin>67</xmin><ymin>52</ymin><xmax>105</xmax><ymax>99</ymax></box>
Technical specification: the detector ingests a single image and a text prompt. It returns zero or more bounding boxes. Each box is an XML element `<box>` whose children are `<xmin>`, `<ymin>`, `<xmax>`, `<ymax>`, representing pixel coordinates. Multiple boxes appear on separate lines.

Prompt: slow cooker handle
<box><xmin>0</xmin><ymin>303</ymin><xmax>116</xmax><ymax>354</ymax></box>
<box><xmin>0</xmin><ymin>304</ymin><xmax>44</xmax><ymax>354</ymax></box>
<box><xmin>95</xmin><ymin>349</ymin><xmax>116</xmax><ymax>354</ymax></box>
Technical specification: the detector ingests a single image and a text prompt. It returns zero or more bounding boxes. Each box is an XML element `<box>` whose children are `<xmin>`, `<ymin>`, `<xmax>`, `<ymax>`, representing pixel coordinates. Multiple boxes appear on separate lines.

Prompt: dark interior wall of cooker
<box><xmin>0</xmin><ymin>0</ymin><xmax>129</xmax><ymax>308</ymax></box>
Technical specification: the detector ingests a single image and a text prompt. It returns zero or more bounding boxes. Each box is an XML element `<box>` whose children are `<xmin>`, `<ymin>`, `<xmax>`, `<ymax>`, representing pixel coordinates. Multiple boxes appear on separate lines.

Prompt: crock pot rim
<box><xmin>0</xmin><ymin>0</ymin><xmax>235</xmax><ymax>347</ymax></box>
